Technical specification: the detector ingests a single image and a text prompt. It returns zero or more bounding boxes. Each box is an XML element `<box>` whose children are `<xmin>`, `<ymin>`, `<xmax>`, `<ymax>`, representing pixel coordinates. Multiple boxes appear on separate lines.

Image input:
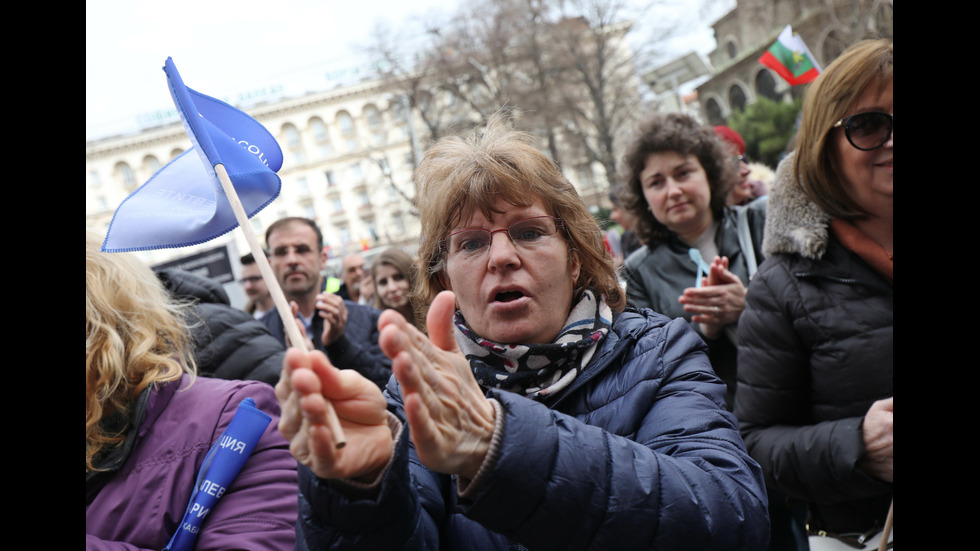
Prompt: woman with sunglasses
<box><xmin>619</xmin><ymin>112</ymin><xmax>767</xmax><ymax>411</ymax></box>
<box><xmin>274</xmin><ymin>115</ymin><xmax>769</xmax><ymax>550</ymax></box>
<box><xmin>734</xmin><ymin>39</ymin><xmax>893</xmax><ymax>547</ymax></box>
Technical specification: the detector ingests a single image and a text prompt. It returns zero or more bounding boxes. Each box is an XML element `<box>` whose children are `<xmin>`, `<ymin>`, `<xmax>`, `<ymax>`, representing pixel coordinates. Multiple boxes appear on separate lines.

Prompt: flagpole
<box><xmin>214</xmin><ymin>163</ymin><xmax>347</xmax><ymax>449</ymax></box>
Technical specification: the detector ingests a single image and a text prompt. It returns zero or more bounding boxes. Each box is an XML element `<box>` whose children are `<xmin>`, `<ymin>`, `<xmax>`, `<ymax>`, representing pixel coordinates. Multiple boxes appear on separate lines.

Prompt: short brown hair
<box><xmin>265</xmin><ymin>217</ymin><xmax>323</xmax><ymax>250</ymax></box>
<box><xmin>413</xmin><ymin>114</ymin><xmax>625</xmax><ymax>322</ymax></box>
<box><xmin>794</xmin><ymin>39</ymin><xmax>893</xmax><ymax>219</ymax></box>
<box><xmin>619</xmin><ymin>112</ymin><xmax>736</xmax><ymax>248</ymax></box>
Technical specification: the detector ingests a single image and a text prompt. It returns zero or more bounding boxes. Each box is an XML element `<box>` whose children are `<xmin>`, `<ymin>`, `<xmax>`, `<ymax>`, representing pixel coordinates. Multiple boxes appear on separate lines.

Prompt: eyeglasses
<box><xmin>440</xmin><ymin>216</ymin><xmax>565</xmax><ymax>262</ymax></box>
<box><xmin>239</xmin><ymin>276</ymin><xmax>263</xmax><ymax>284</ymax></box>
<box><xmin>732</xmin><ymin>153</ymin><xmax>750</xmax><ymax>165</ymax></box>
<box><xmin>832</xmin><ymin>112</ymin><xmax>893</xmax><ymax>151</ymax></box>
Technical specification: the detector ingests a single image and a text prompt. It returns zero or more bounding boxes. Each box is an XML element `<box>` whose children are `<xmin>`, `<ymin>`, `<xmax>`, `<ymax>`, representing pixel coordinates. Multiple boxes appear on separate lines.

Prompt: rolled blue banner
<box><xmin>163</xmin><ymin>397</ymin><xmax>272</xmax><ymax>551</ymax></box>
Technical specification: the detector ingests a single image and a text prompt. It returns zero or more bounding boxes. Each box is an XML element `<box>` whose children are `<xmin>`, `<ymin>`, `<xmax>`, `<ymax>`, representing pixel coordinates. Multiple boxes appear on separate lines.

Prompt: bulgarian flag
<box><xmin>759</xmin><ymin>25</ymin><xmax>821</xmax><ymax>86</ymax></box>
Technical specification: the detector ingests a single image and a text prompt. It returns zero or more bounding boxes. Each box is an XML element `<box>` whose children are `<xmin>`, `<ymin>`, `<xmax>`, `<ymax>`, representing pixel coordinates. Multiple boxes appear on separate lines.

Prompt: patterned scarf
<box><xmin>455</xmin><ymin>289</ymin><xmax>612</xmax><ymax>401</ymax></box>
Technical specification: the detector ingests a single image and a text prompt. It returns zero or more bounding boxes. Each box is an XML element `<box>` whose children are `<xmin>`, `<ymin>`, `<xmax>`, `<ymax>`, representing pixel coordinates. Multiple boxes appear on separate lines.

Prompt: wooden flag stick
<box><xmin>214</xmin><ymin>163</ymin><xmax>346</xmax><ymax>449</ymax></box>
<box><xmin>877</xmin><ymin>499</ymin><xmax>893</xmax><ymax>551</ymax></box>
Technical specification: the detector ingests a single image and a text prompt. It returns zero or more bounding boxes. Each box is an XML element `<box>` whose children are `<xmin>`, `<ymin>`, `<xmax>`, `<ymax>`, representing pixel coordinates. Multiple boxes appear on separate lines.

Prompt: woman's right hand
<box><xmin>276</xmin><ymin>348</ymin><xmax>394</xmax><ymax>481</ymax></box>
<box><xmin>859</xmin><ymin>397</ymin><xmax>893</xmax><ymax>482</ymax></box>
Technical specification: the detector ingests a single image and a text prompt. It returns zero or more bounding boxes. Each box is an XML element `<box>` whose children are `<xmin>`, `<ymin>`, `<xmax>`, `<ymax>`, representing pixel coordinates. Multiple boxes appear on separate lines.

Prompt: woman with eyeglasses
<box><xmin>619</xmin><ymin>112</ymin><xmax>767</xmax><ymax>411</ymax></box>
<box><xmin>274</xmin><ymin>115</ymin><xmax>769</xmax><ymax>550</ymax></box>
<box><xmin>734</xmin><ymin>39</ymin><xmax>893</xmax><ymax>547</ymax></box>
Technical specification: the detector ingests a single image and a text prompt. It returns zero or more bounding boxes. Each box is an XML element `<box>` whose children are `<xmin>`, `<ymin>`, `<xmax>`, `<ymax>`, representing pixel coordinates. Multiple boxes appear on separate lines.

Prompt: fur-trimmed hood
<box><xmin>762</xmin><ymin>152</ymin><xmax>832</xmax><ymax>260</ymax></box>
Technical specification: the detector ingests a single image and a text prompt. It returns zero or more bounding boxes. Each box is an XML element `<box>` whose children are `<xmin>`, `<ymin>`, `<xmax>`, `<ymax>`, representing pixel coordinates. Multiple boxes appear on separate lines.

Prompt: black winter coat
<box><xmin>156</xmin><ymin>268</ymin><xmax>286</xmax><ymax>386</ymax></box>
<box><xmin>734</xmin><ymin>154</ymin><xmax>892</xmax><ymax>534</ymax></box>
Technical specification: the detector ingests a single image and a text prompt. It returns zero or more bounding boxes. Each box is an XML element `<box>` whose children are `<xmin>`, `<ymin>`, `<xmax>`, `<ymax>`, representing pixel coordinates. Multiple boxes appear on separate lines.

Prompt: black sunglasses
<box><xmin>832</xmin><ymin>112</ymin><xmax>892</xmax><ymax>151</ymax></box>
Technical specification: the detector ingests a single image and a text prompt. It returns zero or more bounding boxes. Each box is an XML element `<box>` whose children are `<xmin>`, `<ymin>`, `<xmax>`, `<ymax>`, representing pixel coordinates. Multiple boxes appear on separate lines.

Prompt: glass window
<box><xmin>283</xmin><ymin>124</ymin><xmax>302</xmax><ymax>148</ymax></box>
<box><xmin>116</xmin><ymin>162</ymin><xmax>137</xmax><ymax>189</ymax></box>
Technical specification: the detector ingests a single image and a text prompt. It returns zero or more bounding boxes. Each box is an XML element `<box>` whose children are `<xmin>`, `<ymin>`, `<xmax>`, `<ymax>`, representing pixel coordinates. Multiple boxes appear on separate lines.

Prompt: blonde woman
<box><xmin>85</xmin><ymin>232</ymin><xmax>298</xmax><ymax>550</ymax></box>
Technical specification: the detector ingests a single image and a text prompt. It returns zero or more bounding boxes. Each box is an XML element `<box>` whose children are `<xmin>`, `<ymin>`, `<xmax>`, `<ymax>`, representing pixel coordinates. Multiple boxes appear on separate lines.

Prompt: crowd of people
<box><xmin>86</xmin><ymin>37</ymin><xmax>891</xmax><ymax>551</ymax></box>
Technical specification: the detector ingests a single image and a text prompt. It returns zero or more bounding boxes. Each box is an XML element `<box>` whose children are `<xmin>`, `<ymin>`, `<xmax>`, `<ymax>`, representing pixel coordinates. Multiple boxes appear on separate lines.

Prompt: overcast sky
<box><xmin>86</xmin><ymin>0</ymin><xmax>729</xmax><ymax>142</ymax></box>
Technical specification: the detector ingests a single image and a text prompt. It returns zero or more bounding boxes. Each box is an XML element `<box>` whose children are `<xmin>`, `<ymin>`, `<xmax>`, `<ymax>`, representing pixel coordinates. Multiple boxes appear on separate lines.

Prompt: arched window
<box><xmin>363</xmin><ymin>105</ymin><xmax>385</xmax><ymax>145</ymax></box>
<box><xmin>310</xmin><ymin>117</ymin><xmax>332</xmax><ymax>158</ymax></box>
<box><xmin>704</xmin><ymin>97</ymin><xmax>725</xmax><ymax>127</ymax></box>
<box><xmin>755</xmin><ymin>70</ymin><xmax>782</xmax><ymax>102</ymax></box>
<box><xmin>282</xmin><ymin>123</ymin><xmax>304</xmax><ymax>165</ymax></box>
<box><xmin>283</xmin><ymin>123</ymin><xmax>302</xmax><ymax>149</ymax></box>
<box><xmin>336</xmin><ymin>111</ymin><xmax>357</xmax><ymax>152</ymax></box>
<box><xmin>115</xmin><ymin>161</ymin><xmax>137</xmax><ymax>190</ymax></box>
<box><xmin>728</xmin><ymin>84</ymin><xmax>747</xmax><ymax>113</ymax></box>
<box><xmin>142</xmin><ymin>155</ymin><xmax>161</xmax><ymax>179</ymax></box>
<box><xmin>392</xmin><ymin>100</ymin><xmax>410</xmax><ymax>138</ymax></box>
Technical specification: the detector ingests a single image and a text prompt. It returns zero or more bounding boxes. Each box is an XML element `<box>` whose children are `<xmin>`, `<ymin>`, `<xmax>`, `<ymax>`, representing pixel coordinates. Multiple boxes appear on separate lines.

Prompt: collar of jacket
<box><xmin>543</xmin><ymin>310</ymin><xmax>644</xmax><ymax>409</ymax></box>
<box><xmin>86</xmin><ymin>382</ymin><xmax>160</xmax><ymax>504</ymax></box>
<box><xmin>762</xmin><ymin>152</ymin><xmax>832</xmax><ymax>260</ymax></box>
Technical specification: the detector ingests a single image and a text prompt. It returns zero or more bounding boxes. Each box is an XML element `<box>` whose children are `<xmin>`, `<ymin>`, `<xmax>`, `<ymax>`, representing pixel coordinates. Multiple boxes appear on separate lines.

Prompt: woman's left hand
<box><xmin>679</xmin><ymin>256</ymin><xmax>746</xmax><ymax>339</ymax></box>
<box><xmin>378</xmin><ymin>290</ymin><xmax>496</xmax><ymax>480</ymax></box>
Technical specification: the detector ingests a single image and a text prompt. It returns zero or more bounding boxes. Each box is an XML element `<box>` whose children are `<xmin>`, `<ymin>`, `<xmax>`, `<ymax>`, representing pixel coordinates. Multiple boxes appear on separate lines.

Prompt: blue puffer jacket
<box><xmin>295</xmin><ymin>307</ymin><xmax>770</xmax><ymax>550</ymax></box>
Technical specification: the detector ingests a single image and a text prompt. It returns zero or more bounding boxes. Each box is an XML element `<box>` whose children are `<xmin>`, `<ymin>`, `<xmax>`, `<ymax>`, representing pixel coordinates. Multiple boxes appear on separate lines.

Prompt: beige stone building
<box><xmin>695</xmin><ymin>0</ymin><xmax>893</xmax><ymax>126</ymax></box>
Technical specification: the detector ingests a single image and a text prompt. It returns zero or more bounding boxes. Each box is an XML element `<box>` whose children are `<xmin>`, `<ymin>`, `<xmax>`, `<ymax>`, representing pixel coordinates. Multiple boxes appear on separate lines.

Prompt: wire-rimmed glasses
<box><xmin>439</xmin><ymin>215</ymin><xmax>565</xmax><ymax>263</ymax></box>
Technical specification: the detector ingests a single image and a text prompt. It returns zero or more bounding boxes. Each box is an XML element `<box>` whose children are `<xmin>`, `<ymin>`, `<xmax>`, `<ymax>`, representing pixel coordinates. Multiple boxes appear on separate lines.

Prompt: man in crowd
<box><xmin>259</xmin><ymin>217</ymin><xmax>392</xmax><ymax>389</ymax></box>
<box><xmin>239</xmin><ymin>252</ymin><xmax>273</xmax><ymax>318</ymax></box>
<box><xmin>335</xmin><ymin>253</ymin><xmax>367</xmax><ymax>303</ymax></box>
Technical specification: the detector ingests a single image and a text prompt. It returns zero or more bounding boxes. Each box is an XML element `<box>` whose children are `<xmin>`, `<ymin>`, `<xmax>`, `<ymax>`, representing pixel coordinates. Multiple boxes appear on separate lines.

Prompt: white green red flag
<box><xmin>758</xmin><ymin>25</ymin><xmax>821</xmax><ymax>86</ymax></box>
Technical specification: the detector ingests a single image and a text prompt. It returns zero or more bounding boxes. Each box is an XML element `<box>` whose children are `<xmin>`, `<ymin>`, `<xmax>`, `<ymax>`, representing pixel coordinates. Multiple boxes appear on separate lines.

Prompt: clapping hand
<box><xmin>679</xmin><ymin>256</ymin><xmax>747</xmax><ymax>339</ymax></box>
<box><xmin>378</xmin><ymin>290</ymin><xmax>496</xmax><ymax>480</ymax></box>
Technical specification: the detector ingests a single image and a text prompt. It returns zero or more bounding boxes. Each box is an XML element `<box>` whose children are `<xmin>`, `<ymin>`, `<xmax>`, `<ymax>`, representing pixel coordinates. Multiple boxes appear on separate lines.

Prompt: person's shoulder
<box><xmin>611</xmin><ymin>307</ymin><xmax>676</xmax><ymax>342</ymax></box>
<box><xmin>622</xmin><ymin>244</ymin><xmax>653</xmax><ymax>270</ymax></box>
<box><xmin>181</xmin><ymin>374</ymin><xmax>274</xmax><ymax>396</ymax></box>
<box><xmin>258</xmin><ymin>306</ymin><xmax>281</xmax><ymax>326</ymax></box>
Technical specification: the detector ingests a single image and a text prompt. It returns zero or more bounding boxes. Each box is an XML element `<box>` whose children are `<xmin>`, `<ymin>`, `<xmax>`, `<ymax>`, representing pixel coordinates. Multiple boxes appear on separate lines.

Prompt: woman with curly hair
<box><xmin>619</xmin><ymin>111</ymin><xmax>767</xmax><ymax>410</ymax></box>
<box><xmin>85</xmin><ymin>231</ymin><xmax>298</xmax><ymax>550</ymax></box>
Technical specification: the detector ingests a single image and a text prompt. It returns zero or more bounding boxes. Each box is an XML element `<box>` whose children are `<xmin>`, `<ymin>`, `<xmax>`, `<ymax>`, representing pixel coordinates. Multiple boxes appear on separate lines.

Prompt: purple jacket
<box><xmin>86</xmin><ymin>375</ymin><xmax>298</xmax><ymax>550</ymax></box>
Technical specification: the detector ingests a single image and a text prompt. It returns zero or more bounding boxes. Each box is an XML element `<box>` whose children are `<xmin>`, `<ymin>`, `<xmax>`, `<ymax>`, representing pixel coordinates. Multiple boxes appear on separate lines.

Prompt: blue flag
<box><xmin>164</xmin><ymin>397</ymin><xmax>272</xmax><ymax>551</ymax></box>
<box><xmin>101</xmin><ymin>57</ymin><xmax>282</xmax><ymax>253</ymax></box>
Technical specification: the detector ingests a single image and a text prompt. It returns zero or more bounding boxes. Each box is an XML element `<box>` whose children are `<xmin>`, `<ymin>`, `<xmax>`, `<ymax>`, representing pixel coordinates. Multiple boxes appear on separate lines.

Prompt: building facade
<box><xmin>695</xmin><ymin>0</ymin><xmax>893</xmax><ymax>126</ymax></box>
